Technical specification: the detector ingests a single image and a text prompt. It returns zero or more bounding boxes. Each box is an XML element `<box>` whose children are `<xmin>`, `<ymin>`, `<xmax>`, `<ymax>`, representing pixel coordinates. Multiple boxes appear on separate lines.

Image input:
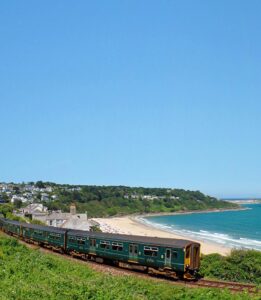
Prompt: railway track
<box><xmin>187</xmin><ymin>279</ymin><xmax>258</xmax><ymax>294</ymax></box>
<box><xmin>1</xmin><ymin>231</ymin><xmax>259</xmax><ymax>295</ymax></box>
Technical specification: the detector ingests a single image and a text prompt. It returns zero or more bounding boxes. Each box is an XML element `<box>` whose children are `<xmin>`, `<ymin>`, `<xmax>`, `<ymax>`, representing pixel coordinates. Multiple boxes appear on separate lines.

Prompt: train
<box><xmin>0</xmin><ymin>217</ymin><xmax>200</xmax><ymax>280</ymax></box>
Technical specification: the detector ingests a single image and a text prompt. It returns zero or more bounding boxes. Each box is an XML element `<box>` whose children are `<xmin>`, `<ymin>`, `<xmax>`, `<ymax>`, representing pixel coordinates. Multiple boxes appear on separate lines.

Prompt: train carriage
<box><xmin>0</xmin><ymin>218</ymin><xmax>200</xmax><ymax>279</ymax></box>
<box><xmin>66</xmin><ymin>230</ymin><xmax>200</xmax><ymax>278</ymax></box>
<box><xmin>2</xmin><ymin>219</ymin><xmax>21</xmax><ymax>237</ymax></box>
<box><xmin>20</xmin><ymin>223</ymin><xmax>67</xmax><ymax>250</ymax></box>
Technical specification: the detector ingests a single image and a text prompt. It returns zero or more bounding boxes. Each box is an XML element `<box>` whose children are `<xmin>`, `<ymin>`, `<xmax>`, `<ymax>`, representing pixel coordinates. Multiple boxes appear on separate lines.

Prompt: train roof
<box><xmin>1</xmin><ymin>218</ymin><xmax>200</xmax><ymax>248</ymax></box>
<box><xmin>67</xmin><ymin>229</ymin><xmax>199</xmax><ymax>248</ymax></box>
<box><xmin>3</xmin><ymin>219</ymin><xmax>67</xmax><ymax>234</ymax></box>
<box><xmin>22</xmin><ymin>222</ymin><xmax>67</xmax><ymax>233</ymax></box>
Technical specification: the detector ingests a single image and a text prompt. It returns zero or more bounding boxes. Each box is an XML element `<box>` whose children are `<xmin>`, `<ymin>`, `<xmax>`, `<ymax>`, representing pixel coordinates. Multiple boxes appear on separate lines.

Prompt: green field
<box><xmin>0</xmin><ymin>235</ymin><xmax>258</xmax><ymax>300</ymax></box>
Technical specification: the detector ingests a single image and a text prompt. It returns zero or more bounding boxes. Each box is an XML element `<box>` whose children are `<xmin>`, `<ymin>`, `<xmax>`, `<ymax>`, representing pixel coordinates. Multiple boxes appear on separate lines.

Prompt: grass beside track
<box><xmin>0</xmin><ymin>235</ymin><xmax>259</xmax><ymax>300</ymax></box>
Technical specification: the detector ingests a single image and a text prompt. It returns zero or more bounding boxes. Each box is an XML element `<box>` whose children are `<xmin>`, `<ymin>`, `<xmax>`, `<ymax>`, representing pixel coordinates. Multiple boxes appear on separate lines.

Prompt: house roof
<box><xmin>45</xmin><ymin>213</ymin><xmax>70</xmax><ymax>220</ymax></box>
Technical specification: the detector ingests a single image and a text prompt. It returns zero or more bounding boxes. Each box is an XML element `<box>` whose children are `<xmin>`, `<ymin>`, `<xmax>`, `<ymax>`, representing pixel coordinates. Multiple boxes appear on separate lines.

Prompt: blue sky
<box><xmin>0</xmin><ymin>1</ymin><xmax>260</xmax><ymax>198</ymax></box>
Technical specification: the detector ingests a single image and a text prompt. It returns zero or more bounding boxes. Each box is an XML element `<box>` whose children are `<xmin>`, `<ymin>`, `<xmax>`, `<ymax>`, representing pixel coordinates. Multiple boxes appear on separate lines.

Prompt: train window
<box><xmin>166</xmin><ymin>249</ymin><xmax>171</xmax><ymax>259</ymax></box>
<box><xmin>173</xmin><ymin>251</ymin><xmax>178</xmax><ymax>259</ymax></box>
<box><xmin>90</xmin><ymin>239</ymin><xmax>96</xmax><ymax>247</ymax></box>
<box><xmin>144</xmin><ymin>246</ymin><xmax>158</xmax><ymax>257</ymax></box>
<box><xmin>50</xmin><ymin>233</ymin><xmax>61</xmax><ymax>240</ymax></box>
<box><xmin>69</xmin><ymin>237</ymin><xmax>76</xmax><ymax>243</ymax></box>
<box><xmin>34</xmin><ymin>230</ymin><xmax>42</xmax><ymax>235</ymax></box>
<box><xmin>77</xmin><ymin>238</ymin><xmax>85</xmax><ymax>245</ymax></box>
<box><xmin>100</xmin><ymin>241</ymin><xmax>110</xmax><ymax>249</ymax></box>
<box><xmin>112</xmin><ymin>242</ymin><xmax>123</xmax><ymax>251</ymax></box>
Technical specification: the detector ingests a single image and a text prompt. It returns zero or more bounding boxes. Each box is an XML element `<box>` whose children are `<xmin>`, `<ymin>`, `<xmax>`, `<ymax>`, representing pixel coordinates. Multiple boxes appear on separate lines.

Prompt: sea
<box><xmin>140</xmin><ymin>204</ymin><xmax>261</xmax><ymax>251</ymax></box>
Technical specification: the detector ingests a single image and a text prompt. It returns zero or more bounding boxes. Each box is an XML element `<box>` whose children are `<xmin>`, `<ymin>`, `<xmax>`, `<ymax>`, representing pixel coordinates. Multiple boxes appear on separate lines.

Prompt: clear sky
<box><xmin>1</xmin><ymin>1</ymin><xmax>260</xmax><ymax>198</ymax></box>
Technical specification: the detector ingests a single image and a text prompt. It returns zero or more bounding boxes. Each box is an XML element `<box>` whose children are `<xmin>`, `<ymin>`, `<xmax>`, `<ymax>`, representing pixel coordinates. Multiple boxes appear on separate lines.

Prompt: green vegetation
<box><xmin>200</xmin><ymin>250</ymin><xmax>261</xmax><ymax>285</ymax></box>
<box><xmin>0</xmin><ymin>203</ymin><xmax>13</xmax><ymax>217</ymax></box>
<box><xmin>0</xmin><ymin>235</ymin><xmax>257</xmax><ymax>300</ymax></box>
<box><xmin>0</xmin><ymin>203</ymin><xmax>45</xmax><ymax>225</ymax></box>
<box><xmin>45</xmin><ymin>185</ymin><xmax>238</xmax><ymax>217</ymax></box>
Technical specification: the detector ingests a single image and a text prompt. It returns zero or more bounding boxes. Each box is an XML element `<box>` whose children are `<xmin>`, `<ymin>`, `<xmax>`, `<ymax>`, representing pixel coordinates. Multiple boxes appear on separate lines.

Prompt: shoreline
<box><xmin>92</xmin><ymin>208</ymin><xmax>241</xmax><ymax>256</ymax></box>
<box><xmin>130</xmin><ymin>206</ymin><xmax>248</xmax><ymax>218</ymax></box>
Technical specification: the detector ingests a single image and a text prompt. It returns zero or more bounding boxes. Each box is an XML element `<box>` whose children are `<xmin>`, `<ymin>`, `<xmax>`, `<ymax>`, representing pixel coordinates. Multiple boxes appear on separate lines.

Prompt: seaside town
<box><xmin>0</xmin><ymin>182</ymin><xmax>98</xmax><ymax>230</ymax></box>
<box><xmin>0</xmin><ymin>182</ymin><xmax>185</xmax><ymax>234</ymax></box>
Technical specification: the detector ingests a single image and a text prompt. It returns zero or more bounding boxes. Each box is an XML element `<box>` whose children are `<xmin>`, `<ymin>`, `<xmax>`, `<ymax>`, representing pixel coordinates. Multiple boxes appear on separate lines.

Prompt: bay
<box><xmin>142</xmin><ymin>204</ymin><xmax>261</xmax><ymax>251</ymax></box>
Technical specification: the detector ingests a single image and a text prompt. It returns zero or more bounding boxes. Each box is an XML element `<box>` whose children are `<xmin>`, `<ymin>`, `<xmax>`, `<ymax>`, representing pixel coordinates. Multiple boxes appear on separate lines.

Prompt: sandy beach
<box><xmin>93</xmin><ymin>215</ymin><xmax>231</xmax><ymax>255</ymax></box>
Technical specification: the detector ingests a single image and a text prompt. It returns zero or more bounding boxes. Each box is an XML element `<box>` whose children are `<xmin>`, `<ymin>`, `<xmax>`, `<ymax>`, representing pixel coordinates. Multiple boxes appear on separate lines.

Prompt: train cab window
<box><xmin>112</xmin><ymin>242</ymin><xmax>123</xmax><ymax>251</ymax></box>
<box><xmin>90</xmin><ymin>238</ymin><xmax>96</xmax><ymax>247</ymax></box>
<box><xmin>186</xmin><ymin>247</ymin><xmax>190</xmax><ymax>259</ymax></box>
<box><xmin>144</xmin><ymin>246</ymin><xmax>158</xmax><ymax>257</ymax></box>
<box><xmin>166</xmin><ymin>249</ymin><xmax>171</xmax><ymax>259</ymax></box>
<box><xmin>100</xmin><ymin>241</ymin><xmax>110</xmax><ymax>249</ymax></box>
<box><xmin>173</xmin><ymin>251</ymin><xmax>178</xmax><ymax>259</ymax></box>
<box><xmin>77</xmin><ymin>238</ymin><xmax>85</xmax><ymax>245</ymax></box>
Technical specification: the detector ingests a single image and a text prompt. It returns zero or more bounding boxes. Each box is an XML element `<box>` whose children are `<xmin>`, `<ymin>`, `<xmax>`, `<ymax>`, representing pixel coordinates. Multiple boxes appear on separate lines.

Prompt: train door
<box><xmin>129</xmin><ymin>244</ymin><xmax>138</xmax><ymax>262</ymax></box>
<box><xmin>190</xmin><ymin>244</ymin><xmax>200</xmax><ymax>269</ymax></box>
<box><xmin>185</xmin><ymin>246</ymin><xmax>191</xmax><ymax>268</ymax></box>
<box><xmin>89</xmin><ymin>238</ymin><xmax>96</xmax><ymax>254</ymax></box>
<box><xmin>165</xmin><ymin>248</ymin><xmax>172</xmax><ymax>268</ymax></box>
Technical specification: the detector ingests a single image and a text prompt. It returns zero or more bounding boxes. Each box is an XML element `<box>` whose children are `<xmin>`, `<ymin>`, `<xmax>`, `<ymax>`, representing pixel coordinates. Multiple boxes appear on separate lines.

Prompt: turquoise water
<box><xmin>142</xmin><ymin>204</ymin><xmax>261</xmax><ymax>251</ymax></box>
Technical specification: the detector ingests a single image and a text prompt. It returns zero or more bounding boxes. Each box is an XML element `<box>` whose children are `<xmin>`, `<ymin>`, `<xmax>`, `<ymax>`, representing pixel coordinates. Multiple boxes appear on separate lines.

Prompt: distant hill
<box><xmin>0</xmin><ymin>182</ymin><xmax>239</xmax><ymax>218</ymax></box>
<box><xmin>46</xmin><ymin>184</ymin><xmax>239</xmax><ymax>217</ymax></box>
<box><xmin>221</xmin><ymin>198</ymin><xmax>261</xmax><ymax>200</ymax></box>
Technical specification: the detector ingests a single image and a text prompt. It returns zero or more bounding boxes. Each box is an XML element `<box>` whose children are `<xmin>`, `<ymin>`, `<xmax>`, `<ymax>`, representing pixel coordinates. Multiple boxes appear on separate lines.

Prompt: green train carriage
<box><xmin>0</xmin><ymin>218</ymin><xmax>200</xmax><ymax>279</ymax></box>
<box><xmin>1</xmin><ymin>219</ymin><xmax>21</xmax><ymax>236</ymax></box>
<box><xmin>20</xmin><ymin>223</ymin><xmax>67</xmax><ymax>250</ymax></box>
<box><xmin>66</xmin><ymin>230</ymin><xmax>200</xmax><ymax>278</ymax></box>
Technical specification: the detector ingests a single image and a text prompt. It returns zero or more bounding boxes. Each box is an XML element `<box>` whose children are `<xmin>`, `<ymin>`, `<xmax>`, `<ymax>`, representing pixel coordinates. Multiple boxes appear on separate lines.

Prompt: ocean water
<box><xmin>141</xmin><ymin>204</ymin><xmax>261</xmax><ymax>251</ymax></box>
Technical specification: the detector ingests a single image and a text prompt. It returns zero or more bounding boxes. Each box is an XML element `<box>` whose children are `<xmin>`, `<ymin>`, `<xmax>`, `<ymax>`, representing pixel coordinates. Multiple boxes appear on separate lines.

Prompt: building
<box><xmin>11</xmin><ymin>195</ymin><xmax>28</xmax><ymax>203</ymax></box>
<box><xmin>46</xmin><ymin>204</ymin><xmax>91</xmax><ymax>230</ymax></box>
<box><xmin>15</xmin><ymin>203</ymin><xmax>48</xmax><ymax>222</ymax></box>
<box><xmin>20</xmin><ymin>203</ymin><xmax>48</xmax><ymax>214</ymax></box>
<box><xmin>41</xmin><ymin>193</ymin><xmax>49</xmax><ymax>201</ymax></box>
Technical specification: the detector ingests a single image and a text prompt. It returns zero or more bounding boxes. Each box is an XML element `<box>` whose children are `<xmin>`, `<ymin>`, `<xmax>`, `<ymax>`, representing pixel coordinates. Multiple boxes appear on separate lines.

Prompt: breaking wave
<box><xmin>137</xmin><ymin>217</ymin><xmax>261</xmax><ymax>251</ymax></box>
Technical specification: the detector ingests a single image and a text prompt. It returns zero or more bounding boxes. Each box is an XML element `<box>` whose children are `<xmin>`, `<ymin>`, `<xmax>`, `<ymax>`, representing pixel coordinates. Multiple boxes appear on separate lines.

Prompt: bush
<box><xmin>200</xmin><ymin>249</ymin><xmax>261</xmax><ymax>285</ymax></box>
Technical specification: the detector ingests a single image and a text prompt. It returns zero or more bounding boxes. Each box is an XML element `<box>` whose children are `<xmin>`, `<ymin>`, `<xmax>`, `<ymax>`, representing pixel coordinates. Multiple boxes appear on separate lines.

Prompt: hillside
<box><xmin>0</xmin><ymin>234</ymin><xmax>257</xmax><ymax>300</ymax></box>
<box><xmin>47</xmin><ymin>185</ymin><xmax>238</xmax><ymax>217</ymax></box>
<box><xmin>0</xmin><ymin>182</ymin><xmax>239</xmax><ymax>217</ymax></box>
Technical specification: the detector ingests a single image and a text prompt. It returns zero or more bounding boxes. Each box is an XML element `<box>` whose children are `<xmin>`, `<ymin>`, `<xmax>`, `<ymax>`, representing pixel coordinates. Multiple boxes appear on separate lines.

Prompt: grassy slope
<box><xmin>0</xmin><ymin>235</ymin><xmax>258</xmax><ymax>300</ymax></box>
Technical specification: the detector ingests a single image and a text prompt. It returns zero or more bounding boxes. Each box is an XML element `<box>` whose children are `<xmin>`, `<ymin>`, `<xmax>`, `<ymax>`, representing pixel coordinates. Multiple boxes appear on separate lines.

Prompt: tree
<box><xmin>35</xmin><ymin>181</ymin><xmax>45</xmax><ymax>188</ymax></box>
<box><xmin>0</xmin><ymin>204</ymin><xmax>13</xmax><ymax>217</ymax></box>
<box><xmin>13</xmin><ymin>199</ymin><xmax>23</xmax><ymax>209</ymax></box>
